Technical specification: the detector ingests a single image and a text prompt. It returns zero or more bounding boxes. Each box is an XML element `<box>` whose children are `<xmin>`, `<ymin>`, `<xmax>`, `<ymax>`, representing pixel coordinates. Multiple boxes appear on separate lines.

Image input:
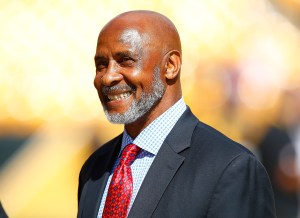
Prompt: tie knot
<box><xmin>120</xmin><ymin>143</ymin><xmax>141</xmax><ymax>166</ymax></box>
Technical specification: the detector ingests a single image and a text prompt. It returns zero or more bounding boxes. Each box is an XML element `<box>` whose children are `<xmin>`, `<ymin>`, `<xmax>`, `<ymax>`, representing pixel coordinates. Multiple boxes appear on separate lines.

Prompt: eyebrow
<box><xmin>94</xmin><ymin>55</ymin><xmax>106</xmax><ymax>63</ymax></box>
<box><xmin>94</xmin><ymin>51</ymin><xmax>137</xmax><ymax>61</ymax></box>
<box><xmin>115</xmin><ymin>51</ymin><xmax>135</xmax><ymax>58</ymax></box>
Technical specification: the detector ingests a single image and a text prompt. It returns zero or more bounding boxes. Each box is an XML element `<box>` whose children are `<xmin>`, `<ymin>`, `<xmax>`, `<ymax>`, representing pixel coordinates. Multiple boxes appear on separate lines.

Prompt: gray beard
<box><xmin>103</xmin><ymin>67</ymin><xmax>166</xmax><ymax>124</ymax></box>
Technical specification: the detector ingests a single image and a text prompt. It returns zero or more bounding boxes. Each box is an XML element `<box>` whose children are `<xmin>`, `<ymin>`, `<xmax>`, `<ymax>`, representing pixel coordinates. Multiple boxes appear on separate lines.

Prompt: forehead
<box><xmin>119</xmin><ymin>29</ymin><xmax>143</xmax><ymax>46</ymax></box>
<box><xmin>96</xmin><ymin>27</ymin><xmax>148</xmax><ymax>53</ymax></box>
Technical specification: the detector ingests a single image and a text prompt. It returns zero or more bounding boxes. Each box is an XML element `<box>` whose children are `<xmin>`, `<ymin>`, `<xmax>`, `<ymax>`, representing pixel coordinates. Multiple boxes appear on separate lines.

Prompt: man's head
<box><xmin>94</xmin><ymin>10</ymin><xmax>182</xmax><ymax>134</ymax></box>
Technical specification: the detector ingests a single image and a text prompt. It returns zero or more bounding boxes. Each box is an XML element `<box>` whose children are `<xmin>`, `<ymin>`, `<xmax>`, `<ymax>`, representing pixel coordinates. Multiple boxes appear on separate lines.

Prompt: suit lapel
<box><xmin>128</xmin><ymin>108</ymin><xmax>198</xmax><ymax>217</ymax></box>
<box><xmin>80</xmin><ymin>135</ymin><xmax>122</xmax><ymax>218</ymax></box>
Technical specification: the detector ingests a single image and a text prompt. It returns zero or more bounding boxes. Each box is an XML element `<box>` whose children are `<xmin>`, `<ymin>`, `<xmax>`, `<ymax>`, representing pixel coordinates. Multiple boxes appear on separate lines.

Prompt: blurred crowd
<box><xmin>257</xmin><ymin>87</ymin><xmax>300</xmax><ymax>218</ymax></box>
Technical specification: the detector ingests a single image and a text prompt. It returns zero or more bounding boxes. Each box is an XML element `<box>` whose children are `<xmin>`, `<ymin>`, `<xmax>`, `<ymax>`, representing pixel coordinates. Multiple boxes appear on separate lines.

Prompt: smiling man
<box><xmin>77</xmin><ymin>10</ymin><xmax>276</xmax><ymax>218</ymax></box>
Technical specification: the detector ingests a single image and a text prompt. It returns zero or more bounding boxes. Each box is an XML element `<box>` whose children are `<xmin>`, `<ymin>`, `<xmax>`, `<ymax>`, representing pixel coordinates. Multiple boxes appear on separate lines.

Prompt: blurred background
<box><xmin>1</xmin><ymin>0</ymin><xmax>300</xmax><ymax>217</ymax></box>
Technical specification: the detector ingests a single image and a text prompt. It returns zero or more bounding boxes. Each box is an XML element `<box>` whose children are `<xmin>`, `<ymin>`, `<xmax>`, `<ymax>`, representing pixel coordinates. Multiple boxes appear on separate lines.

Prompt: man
<box><xmin>77</xmin><ymin>10</ymin><xmax>276</xmax><ymax>218</ymax></box>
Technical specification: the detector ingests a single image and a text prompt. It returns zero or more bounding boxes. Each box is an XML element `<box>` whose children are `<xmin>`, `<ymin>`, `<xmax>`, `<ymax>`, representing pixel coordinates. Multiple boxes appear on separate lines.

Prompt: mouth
<box><xmin>101</xmin><ymin>84</ymin><xmax>135</xmax><ymax>104</ymax></box>
<box><xmin>107</xmin><ymin>92</ymin><xmax>131</xmax><ymax>101</ymax></box>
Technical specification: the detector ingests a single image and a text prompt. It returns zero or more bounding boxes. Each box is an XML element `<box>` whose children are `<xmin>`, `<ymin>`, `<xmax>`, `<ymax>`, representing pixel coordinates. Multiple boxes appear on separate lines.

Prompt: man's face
<box><xmin>94</xmin><ymin>28</ymin><xmax>166</xmax><ymax>124</ymax></box>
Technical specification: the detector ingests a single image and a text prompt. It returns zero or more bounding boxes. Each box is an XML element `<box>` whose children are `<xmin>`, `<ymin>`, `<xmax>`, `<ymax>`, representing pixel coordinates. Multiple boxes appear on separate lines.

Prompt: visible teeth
<box><xmin>107</xmin><ymin>92</ymin><xmax>131</xmax><ymax>101</ymax></box>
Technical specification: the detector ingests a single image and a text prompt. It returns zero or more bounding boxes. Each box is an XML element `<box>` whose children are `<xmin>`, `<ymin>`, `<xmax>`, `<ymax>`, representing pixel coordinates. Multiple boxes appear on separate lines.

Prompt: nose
<box><xmin>94</xmin><ymin>62</ymin><xmax>123</xmax><ymax>89</ymax></box>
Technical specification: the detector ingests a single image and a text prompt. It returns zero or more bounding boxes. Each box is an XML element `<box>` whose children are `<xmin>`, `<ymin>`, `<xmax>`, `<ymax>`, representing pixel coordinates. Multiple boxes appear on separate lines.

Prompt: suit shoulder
<box><xmin>187</xmin><ymin>121</ymin><xmax>269</xmax><ymax>190</ymax></box>
<box><xmin>80</xmin><ymin>134</ymin><xmax>122</xmax><ymax>176</ymax></box>
<box><xmin>192</xmin><ymin>121</ymin><xmax>254</xmax><ymax>158</ymax></box>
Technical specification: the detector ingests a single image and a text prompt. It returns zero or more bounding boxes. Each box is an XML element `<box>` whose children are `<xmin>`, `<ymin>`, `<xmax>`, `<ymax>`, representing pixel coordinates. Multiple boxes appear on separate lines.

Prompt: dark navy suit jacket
<box><xmin>77</xmin><ymin>107</ymin><xmax>276</xmax><ymax>218</ymax></box>
<box><xmin>0</xmin><ymin>202</ymin><xmax>8</xmax><ymax>218</ymax></box>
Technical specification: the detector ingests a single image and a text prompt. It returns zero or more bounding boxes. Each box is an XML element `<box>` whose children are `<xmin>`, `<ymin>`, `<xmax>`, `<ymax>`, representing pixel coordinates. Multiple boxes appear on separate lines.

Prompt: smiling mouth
<box><xmin>107</xmin><ymin>92</ymin><xmax>131</xmax><ymax>101</ymax></box>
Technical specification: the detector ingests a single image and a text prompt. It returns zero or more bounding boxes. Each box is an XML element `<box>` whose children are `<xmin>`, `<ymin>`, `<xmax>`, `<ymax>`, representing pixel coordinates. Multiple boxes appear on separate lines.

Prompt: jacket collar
<box><xmin>128</xmin><ymin>107</ymin><xmax>198</xmax><ymax>217</ymax></box>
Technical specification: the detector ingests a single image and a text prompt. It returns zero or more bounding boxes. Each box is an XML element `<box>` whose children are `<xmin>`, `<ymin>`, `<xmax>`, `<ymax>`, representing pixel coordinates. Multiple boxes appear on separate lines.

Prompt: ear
<box><xmin>164</xmin><ymin>50</ymin><xmax>181</xmax><ymax>80</ymax></box>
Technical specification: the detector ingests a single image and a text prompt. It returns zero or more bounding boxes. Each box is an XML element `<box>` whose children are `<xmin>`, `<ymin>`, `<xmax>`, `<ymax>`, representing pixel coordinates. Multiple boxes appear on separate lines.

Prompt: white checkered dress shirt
<box><xmin>97</xmin><ymin>98</ymin><xmax>186</xmax><ymax>217</ymax></box>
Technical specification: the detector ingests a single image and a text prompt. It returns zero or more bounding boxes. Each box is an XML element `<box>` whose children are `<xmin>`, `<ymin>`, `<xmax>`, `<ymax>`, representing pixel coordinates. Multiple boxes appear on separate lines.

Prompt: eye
<box><xmin>95</xmin><ymin>62</ymin><xmax>107</xmax><ymax>72</ymax></box>
<box><xmin>121</xmin><ymin>56</ymin><xmax>131</xmax><ymax>62</ymax></box>
<box><xmin>119</xmin><ymin>56</ymin><xmax>134</xmax><ymax>66</ymax></box>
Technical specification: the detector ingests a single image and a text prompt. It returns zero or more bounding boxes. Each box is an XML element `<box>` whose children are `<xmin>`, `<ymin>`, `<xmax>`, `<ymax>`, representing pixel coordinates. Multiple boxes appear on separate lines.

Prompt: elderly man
<box><xmin>77</xmin><ymin>10</ymin><xmax>276</xmax><ymax>218</ymax></box>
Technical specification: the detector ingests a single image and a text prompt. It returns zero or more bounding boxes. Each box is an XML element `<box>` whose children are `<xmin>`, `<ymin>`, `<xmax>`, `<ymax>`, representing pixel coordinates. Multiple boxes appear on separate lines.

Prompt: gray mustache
<box><xmin>102</xmin><ymin>84</ymin><xmax>135</xmax><ymax>95</ymax></box>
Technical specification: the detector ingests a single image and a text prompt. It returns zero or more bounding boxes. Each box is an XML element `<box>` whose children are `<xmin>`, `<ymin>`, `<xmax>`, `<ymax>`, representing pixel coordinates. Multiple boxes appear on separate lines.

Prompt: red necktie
<box><xmin>102</xmin><ymin>143</ymin><xmax>141</xmax><ymax>218</ymax></box>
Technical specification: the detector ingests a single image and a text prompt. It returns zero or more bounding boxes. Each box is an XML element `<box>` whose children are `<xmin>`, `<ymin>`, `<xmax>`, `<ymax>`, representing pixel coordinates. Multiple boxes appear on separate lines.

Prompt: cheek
<box><xmin>94</xmin><ymin>75</ymin><xmax>106</xmax><ymax>102</ymax></box>
<box><xmin>132</xmin><ymin>67</ymin><xmax>158</xmax><ymax>92</ymax></box>
<box><xmin>131</xmin><ymin>70</ymin><xmax>150</xmax><ymax>89</ymax></box>
<box><xmin>136</xmin><ymin>78</ymin><xmax>155</xmax><ymax>98</ymax></box>
<box><xmin>94</xmin><ymin>74</ymin><xmax>101</xmax><ymax>90</ymax></box>
<box><xmin>130</xmin><ymin>64</ymin><xmax>142</xmax><ymax>77</ymax></box>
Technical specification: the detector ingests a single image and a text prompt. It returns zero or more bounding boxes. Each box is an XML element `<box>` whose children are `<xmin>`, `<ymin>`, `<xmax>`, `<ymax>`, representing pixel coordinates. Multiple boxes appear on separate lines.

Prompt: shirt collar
<box><xmin>121</xmin><ymin>98</ymin><xmax>186</xmax><ymax>155</ymax></box>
